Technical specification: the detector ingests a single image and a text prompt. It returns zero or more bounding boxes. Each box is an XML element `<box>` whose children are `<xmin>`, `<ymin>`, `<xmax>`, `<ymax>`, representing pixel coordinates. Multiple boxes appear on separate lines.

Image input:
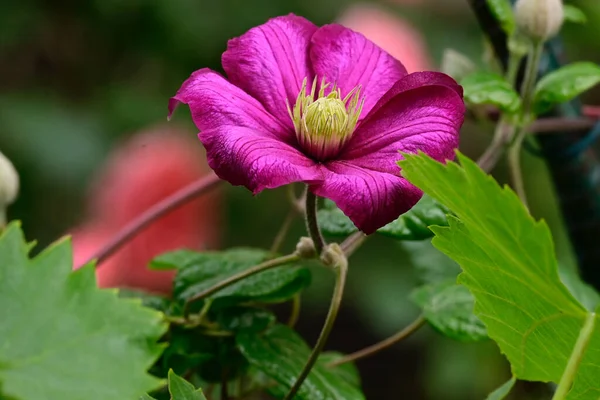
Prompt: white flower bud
<box><xmin>320</xmin><ymin>243</ymin><xmax>348</xmax><ymax>269</ymax></box>
<box><xmin>515</xmin><ymin>0</ymin><xmax>564</xmax><ymax>41</ymax></box>
<box><xmin>0</xmin><ymin>151</ymin><xmax>19</xmax><ymax>225</ymax></box>
<box><xmin>440</xmin><ymin>49</ymin><xmax>476</xmax><ymax>82</ymax></box>
<box><xmin>295</xmin><ymin>237</ymin><xmax>316</xmax><ymax>258</ymax></box>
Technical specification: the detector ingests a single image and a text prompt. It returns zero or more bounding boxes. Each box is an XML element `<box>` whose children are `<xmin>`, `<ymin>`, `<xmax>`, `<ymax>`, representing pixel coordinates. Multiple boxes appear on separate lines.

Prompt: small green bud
<box><xmin>0</xmin><ymin>151</ymin><xmax>19</xmax><ymax>226</ymax></box>
<box><xmin>440</xmin><ymin>49</ymin><xmax>476</xmax><ymax>82</ymax></box>
<box><xmin>515</xmin><ymin>0</ymin><xmax>564</xmax><ymax>41</ymax></box>
<box><xmin>295</xmin><ymin>237</ymin><xmax>316</xmax><ymax>258</ymax></box>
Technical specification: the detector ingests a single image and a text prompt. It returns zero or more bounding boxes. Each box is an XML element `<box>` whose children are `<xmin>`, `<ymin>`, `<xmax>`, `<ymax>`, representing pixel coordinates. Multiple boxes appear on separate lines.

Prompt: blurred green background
<box><xmin>2</xmin><ymin>0</ymin><xmax>600</xmax><ymax>398</ymax></box>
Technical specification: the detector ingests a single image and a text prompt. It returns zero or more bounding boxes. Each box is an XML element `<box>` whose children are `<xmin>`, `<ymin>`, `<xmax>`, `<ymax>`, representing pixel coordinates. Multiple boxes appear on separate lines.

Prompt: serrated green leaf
<box><xmin>0</xmin><ymin>223</ymin><xmax>167</xmax><ymax>400</ymax></box>
<box><xmin>399</xmin><ymin>152</ymin><xmax>600</xmax><ymax>399</ymax></box>
<box><xmin>411</xmin><ymin>281</ymin><xmax>487</xmax><ymax>341</ymax></box>
<box><xmin>318</xmin><ymin>195</ymin><xmax>448</xmax><ymax>240</ymax></box>
<box><xmin>237</xmin><ymin>324</ymin><xmax>365</xmax><ymax>400</ymax></box>
<box><xmin>140</xmin><ymin>394</ymin><xmax>158</xmax><ymax>400</ymax></box>
<box><xmin>461</xmin><ymin>72</ymin><xmax>522</xmax><ymax>113</ymax></box>
<box><xmin>402</xmin><ymin>240</ymin><xmax>461</xmax><ymax>285</ymax></box>
<box><xmin>485</xmin><ymin>377</ymin><xmax>516</xmax><ymax>400</ymax></box>
<box><xmin>168</xmin><ymin>369</ymin><xmax>207</xmax><ymax>400</ymax></box>
<box><xmin>564</xmin><ymin>4</ymin><xmax>587</xmax><ymax>24</ymax></box>
<box><xmin>559</xmin><ymin>268</ymin><xmax>600</xmax><ymax>312</ymax></box>
<box><xmin>533</xmin><ymin>62</ymin><xmax>600</xmax><ymax>114</ymax></box>
<box><xmin>486</xmin><ymin>0</ymin><xmax>515</xmax><ymax>34</ymax></box>
<box><xmin>151</xmin><ymin>248</ymin><xmax>311</xmax><ymax>309</ymax></box>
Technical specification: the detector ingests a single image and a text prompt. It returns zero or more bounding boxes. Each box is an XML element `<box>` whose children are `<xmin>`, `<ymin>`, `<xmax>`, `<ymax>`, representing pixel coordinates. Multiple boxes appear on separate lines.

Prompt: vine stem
<box><xmin>327</xmin><ymin>314</ymin><xmax>426</xmax><ymax>367</ymax></box>
<box><xmin>340</xmin><ymin>231</ymin><xmax>367</xmax><ymax>257</ymax></box>
<box><xmin>283</xmin><ymin>259</ymin><xmax>348</xmax><ymax>400</ymax></box>
<box><xmin>552</xmin><ymin>313</ymin><xmax>596</xmax><ymax>400</ymax></box>
<box><xmin>477</xmin><ymin>118</ymin><xmax>516</xmax><ymax>173</ymax></box>
<box><xmin>270</xmin><ymin>209</ymin><xmax>297</xmax><ymax>255</ymax></box>
<box><xmin>304</xmin><ymin>190</ymin><xmax>325</xmax><ymax>255</ymax></box>
<box><xmin>183</xmin><ymin>253</ymin><xmax>301</xmax><ymax>317</ymax></box>
<box><xmin>507</xmin><ymin>40</ymin><xmax>544</xmax><ymax>208</ymax></box>
<box><xmin>82</xmin><ymin>172</ymin><xmax>222</xmax><ymax>268</ymax></box>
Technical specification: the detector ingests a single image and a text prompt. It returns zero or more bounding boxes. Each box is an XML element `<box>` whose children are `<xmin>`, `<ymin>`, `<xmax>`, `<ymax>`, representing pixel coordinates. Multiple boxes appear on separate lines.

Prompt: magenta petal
<box><xmin>200</xmin><ymin>125</ymin><xmax>322</xmax><ymax>194</ymax></box>
<box><xmin>312</xmin><ymin>161</ymin><xmax>422</xmax><ymax>234</ymax></box>
<box><xmin>341</xmin><ymin>72</ymin><xmax>465</xmax><ymax>174</ymax></box>
<box><xmin>310</xmin><ymin>24</ymin><xmax>408</xmax><ymax>117</ymax></box>
<box><xmin>222</xmin><ymin>14</ymin><xmax>317</xmax><ymax>129</ymax></box>
<box><xmin>169</xmin><ymin>68</ymin><xmax>289</xmax><ymax>139</ymax></box>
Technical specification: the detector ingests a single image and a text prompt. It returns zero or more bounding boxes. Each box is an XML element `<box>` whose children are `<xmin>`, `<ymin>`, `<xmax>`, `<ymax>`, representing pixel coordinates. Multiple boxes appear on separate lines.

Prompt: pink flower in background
<box><xmin>72</xmin><ymin>126</ymin><xmax>221</xmax><ymax>294</ymax></box>
<box><xmin>169</xmin><ymin>14</ymin><xmax>464</xmax><ymax>234</ymax></box>
<box><xmin>337</xmin><ymin>4</ymin><xmax>431</xmax><ymax>73</ymax></box>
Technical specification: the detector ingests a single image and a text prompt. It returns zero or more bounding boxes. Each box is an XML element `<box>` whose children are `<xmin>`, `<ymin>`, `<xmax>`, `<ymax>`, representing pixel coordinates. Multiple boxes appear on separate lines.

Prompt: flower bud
<box><xmin>514</xmin><ymin>0</ymin><xmax>564</xmax><ymax>41</ymax></box>
<box><xmin>295</xmin><ymin>237</ymin><xmax>316</xmax><ymax>258</ymax></box>
<box><xmin>0</xmin><ymin>151</ymin><xmax>19</xmax><ymax>225</ymax></box>
<box><xmin>440</xmin><ymin>49</ymin><xmax>476</xmax><ymax>82</ymax></box>
<box><xmin>320</xmin><ymin>243</ymin><xmax>348</xmax><ymax>269</ymax></box>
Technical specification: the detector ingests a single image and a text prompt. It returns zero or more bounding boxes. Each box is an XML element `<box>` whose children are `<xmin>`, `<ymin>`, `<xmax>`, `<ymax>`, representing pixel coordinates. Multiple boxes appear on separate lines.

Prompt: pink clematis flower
<box><xmin>169</xmin><ymin>14</ymin><xmax>464</xmax><ymax>234</ymax></box>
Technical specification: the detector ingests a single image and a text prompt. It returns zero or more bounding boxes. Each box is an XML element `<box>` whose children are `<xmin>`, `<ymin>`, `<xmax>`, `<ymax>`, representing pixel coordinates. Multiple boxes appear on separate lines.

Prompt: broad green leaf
<box><xmin>564</xmin><ymin>5</ymin><xmax>587</xmax><ymax>24</ymax></box>
<box><xmin>216</xmin><ymin>307</ymin><xmax>276</xmax><ymax>333</ymax></box>
<box><xmin>237</xmin><ymin>324</ymin><xmax>365</xmax><ymax>400</ymax></box>
<box><xmin>318</xmin><ymin>352</ymin><xmax>361</xmax><ymax>388</ymax></box>
<box><xmin>411</xmin><ymin>281</ymin><xmax>488</xmax><ymax>341</ymax></box>
<box><xmin>151</xmin><ymin>248</ymin><xmax>311</xmax><ymax>309</ymax></box>
<box><xmin>140</xmin><ymin>394</ymin><xmax>158</xmax><ymax>400</ymax></box>
<box><xmin>486</xmin><ymin>0</ymin><xmax>515</xmax><ymax>34</ymax></box>
<box><xmin>533</xmin><ymin>62</ymin><xmax>600</xmax><ymax>114</ymax></box>
<box><xmin>402</xmin><ymin>240</ymin><xmax>461</xmax><ymax>285</ymax></box>
<box><xmin>318</xmin><ymin>195</ymin><xmax>448</xmax><ymax>240</ymax></box>
<box><xmin>168</xmin><ymin>369</ymin><xmax>207</xmax><ymax>400</ymax></box>
<box><xmin>461</xmin><ymin>72</ymin><xmax>522</xmax><ymax>113</ymax></box>
<box><xmin>399</xmin><ymin>152</ymin><xmax>600</xmax><ymax>399</ymax></box>
<box><xmin>559</xmin><ymin>268</ymin><xmax>600</xmax><ymax>312</ymax></box>
<box><xmin>0</xmin><ymin>223</ymin><xmax>166</xmax><ymax>400</ymax></box>
<box><xmin>485</xmin><ymin>377</ymin><xmax>516</xmax><ymax>400</ymax></box>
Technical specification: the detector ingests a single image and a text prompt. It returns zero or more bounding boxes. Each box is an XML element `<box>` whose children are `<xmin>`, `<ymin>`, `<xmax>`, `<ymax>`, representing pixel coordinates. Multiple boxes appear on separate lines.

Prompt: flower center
<box><xmin>288</xmin><ymin>77</ymin><xmax>364</xmax><ymax>161</ymax></box>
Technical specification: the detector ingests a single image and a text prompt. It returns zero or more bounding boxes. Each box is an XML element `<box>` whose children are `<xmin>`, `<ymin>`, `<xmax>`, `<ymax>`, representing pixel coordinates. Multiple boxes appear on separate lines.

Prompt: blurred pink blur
<box><xmin>71</xmin><ymin>125</ymin><xmax>221</xmax><ymax>294</ymax></box>
<box><xmin>337</xmin><ymin>3</ymin><xmax>431</xmax><ymax>73</ymax></box>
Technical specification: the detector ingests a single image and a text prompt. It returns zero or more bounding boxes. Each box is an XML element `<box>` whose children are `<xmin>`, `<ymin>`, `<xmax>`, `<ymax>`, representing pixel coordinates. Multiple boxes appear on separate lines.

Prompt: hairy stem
<box><xmin>283</xmin><ymin>260</ymin><xmax>348</xmax><ymax>400</ymax></box>
<box><xmin>183</xmin><ymin>253</ymin><xmax>301</xmax><ymax>317</ymax></box>
<box><xmin>84</xmin><ymin>172</ymin><xmax>222</xmax><ymax>268</ymax></box>
<box><xmin>304</xmin><ymin>190</ymin><xmax>325</xmax><ymax>255</ymax></box>
<box><xmin>552</xmin><ymin>313</ymin><xmax>596</xmax><ymax>400</ymax></box>
<box><xmin>340</xmin><ymin>231</ymin><xmax>367</xmax><ymax>257</ymax></box>
<box><xmin>477</xmin><ymin>118</ymin><xmax>516</xmax><ymax>173</ymax></box>
<box><xmin>507</xmin><ymin>41</ymin><xmax>544</xmax><ymax>207</ymax></box>
<box><xmin>327</xmin><ymin>315</ymin><xmax>426</xmax><ymax>367</ymax></box>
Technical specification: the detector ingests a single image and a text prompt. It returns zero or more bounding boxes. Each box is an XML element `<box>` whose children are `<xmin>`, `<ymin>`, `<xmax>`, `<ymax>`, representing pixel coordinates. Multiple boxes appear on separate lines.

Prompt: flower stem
<box><xmin>84</xmin><ymin>172</ymin><xmax>222</xmax><ymax>269</ymax></box>
<box><xmin>270</xmin><ymin>209</ymin><xmax>297</xmax><ymax>255</ymax></box>
<box><xmin>507</xmin><ymin>40</ymin><xmax>544</xmax><ymax>207</ymax></box>
<box><xmin>287</xmin><ymin>294</ymin><xmax>302</xmax><ymax>327</ymax></box>
<box><xmin>340</xmin><ymin>231</ymin><xmax>367</xmax><ymax>257</ymax></box>
<box><xmin>552</xmin><ymin>313</ymin><xmax>596</xmax><ymax>400</ymax></box>
<box><xmin>304</xmin><ymin>190</ymin><xmax>325</xmax><ymax>255</ymax></box>
<box><xmin>327</xmin><ymin>314</ymin><xmax>425</xmax><ymax>367</ymax></box>
<box><xmin>283</xmin><ymin>259</ymin><xmax>348</xmax><ymax>400</ymax></box>
<box><xmin>477</xmin><ymin>118</ymin><xmax>516</xmax><ymax>173</ymax></box>
<box><xmin>183</xmin><ymin>253</ymin><xmax>301</xmax><ymax>317</ymax></box>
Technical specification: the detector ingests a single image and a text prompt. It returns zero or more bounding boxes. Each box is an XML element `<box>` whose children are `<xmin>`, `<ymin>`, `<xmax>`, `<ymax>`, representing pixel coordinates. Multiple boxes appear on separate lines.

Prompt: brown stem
<box><xmin>529</xmin><ymin>117</ymin><xmax>598</xmax><ymax>134</ymax></box>
<box><xmin>340</xmin><ymin>231</ymin><xmax>367</xmax><ymax>257</ymax></box>
<box><xmin>327</xmin><ymin>315</ymin><xmax>426</xmax><ymax>367</ymax></box>
<box><xmin>82</xmin><ymin>172</ymin><xmax>222</xmax><ymax>269</ymax></box>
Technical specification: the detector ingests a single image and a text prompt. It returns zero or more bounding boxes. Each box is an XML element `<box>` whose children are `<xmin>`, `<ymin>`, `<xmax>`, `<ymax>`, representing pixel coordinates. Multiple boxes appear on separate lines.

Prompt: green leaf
<box><xmin>402</xmin><ymin>240</ymin><xmax>461</xmax><ymax>285</ymax></box>
<box><xmin>533</xmin><ymin>62</ymin><xmax>600</xmax><ymax>114</ymax></box>
<box><xmin>216</xmin><ymin>307</ymin><xmax>276</xmax><ymax>333</ymax></box>
<box><xmin>461</xmin><ymin>72</ymin><xmax>522</xmax><ymax>113</ymax></box>
<box><xmin>168</xmin><ymin>369</ymin><xmax>207</xmax><ymax>400</ymax></box>
<box><xmin>377</xmin><ymin>194</ymin><xmax>450</xmax><ymax>240</ymax></box>
<box><xmin>318</xmin><ymin>195</ymin><xmax>448</xmax><ymax>240</ymax></box>
<box><xmin>0</xmin><ymin>223</ymin><xmax>167</xmax><ymax>400</ymax></box>
<box><xmin>559</xmin><ymin>268</ymin><xmax>600</xmax><ymax>312</ymax></box>
<box><xmin>237</xmin><ymin>324</ymin><xmax>365</xmax><ymax>400</ymax></box>
<box><xmin>411</xmin><ymin>281</ymin><xmax>488</xmax><ymax>341</ymax></box>
<box><xmin>486</xmin><ymin>0</ymin><xmax>515</xmax><ymax>34</ymax></box>
<box><xmin>151</xmin><ymin>248</ymin><xmax>311</xmax><ymax>309</ymax></box>
<box><xmin>140</xmin><ymin>394</ymin><xmax>158</xmax><ymax>400</ymax></box>
<box><xmin>399</xmin><ymin>152</ymin><xmax>600</xmax><ymax>399</ymax></box>
<box><xmin>485</xmin><ymin>377</ymin><xmax>516</xmax><ymax>400</ymax></box>
<box><xmin>563</xmin><ymin>4</ymin><xmax>587</xmax><ymax>24</ymax></box>
<box><xmin>318</xmin><ymin>352</ymin><xmax>361</xmax><ymax>388</ymax></box>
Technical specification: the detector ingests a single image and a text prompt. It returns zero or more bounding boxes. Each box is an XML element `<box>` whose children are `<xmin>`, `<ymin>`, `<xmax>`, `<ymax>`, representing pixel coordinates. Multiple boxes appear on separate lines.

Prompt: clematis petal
<box><xmin>312</xmin><ymin>161</ymin><xmax>422</xmax><ymax>234</ymax></box>
<box><xmin>310</xmin><ymin>24</ymin><xmax>408</xmax><ymax>117</ymax></box>
<box><xmin>222</xmin><ymin>14</ymin><xmax>317</xmax><ymax>129</ymax></box>
<box><xmin>169</xmin><ymin>68</ymin><xmax>290</xmax><ymax>139</ymax></box>
<box><xmin>200</xmin><ymin>126</ymin><xmax>322</xmax><ymax>194</ymax></box>
<box><xmin>341</xmin><ymin>71</ymin><xmax>464</xmax><ymax>174</ymax></box>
